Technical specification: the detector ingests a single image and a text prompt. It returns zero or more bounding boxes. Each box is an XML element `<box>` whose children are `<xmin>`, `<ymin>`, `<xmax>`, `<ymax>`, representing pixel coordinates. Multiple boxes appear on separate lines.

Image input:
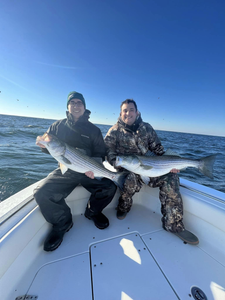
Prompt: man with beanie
<box><xmin>34</xmin><ymin>91</ymin><xmax>117</xmax><ymax>251</ymax></box>
<box><xmin>105</xmin><ymin>99</ymin><xmax>199</xmax><ymax>245</ymax></box>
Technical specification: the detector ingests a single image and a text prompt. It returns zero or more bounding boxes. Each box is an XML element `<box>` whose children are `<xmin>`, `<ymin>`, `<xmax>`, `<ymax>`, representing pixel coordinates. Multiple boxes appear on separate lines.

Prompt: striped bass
<box><xmin>37</xmin><ymin>133</ymin><xmax>126</xmax><ymax>189</ymax></box>
<box><xmin>115</xmin><ymin>149</ymin><xmax>217</xmax><ymax>183</ymax></box>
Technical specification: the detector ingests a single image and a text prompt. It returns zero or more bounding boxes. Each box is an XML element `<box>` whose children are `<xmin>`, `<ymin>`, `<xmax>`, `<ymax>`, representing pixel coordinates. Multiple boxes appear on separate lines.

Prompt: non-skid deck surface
<box><xmin>23</xmin><ymin>205</ymin><xmax>225</xmax><ymax>300</ymax></box>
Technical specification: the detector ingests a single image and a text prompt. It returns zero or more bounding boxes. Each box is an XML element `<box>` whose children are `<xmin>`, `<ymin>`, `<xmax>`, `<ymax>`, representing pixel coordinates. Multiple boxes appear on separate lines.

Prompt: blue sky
<box><xmin>0</xmin><ymin>0</ymin><xmax>225</xmax><ymax>137</ymax></box>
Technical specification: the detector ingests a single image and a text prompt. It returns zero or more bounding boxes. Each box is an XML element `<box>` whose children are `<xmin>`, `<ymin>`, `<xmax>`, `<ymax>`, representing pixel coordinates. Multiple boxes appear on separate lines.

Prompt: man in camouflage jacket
<box><xmin>104</xmin><ymin>99</ymin><xmax>199</xmax><ymax>245</ymax></box>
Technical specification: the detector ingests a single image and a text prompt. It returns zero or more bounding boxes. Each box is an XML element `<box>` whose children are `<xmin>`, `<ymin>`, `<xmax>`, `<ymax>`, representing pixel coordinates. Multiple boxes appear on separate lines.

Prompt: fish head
<box><xmin>115</xmin><ymin>155</ymin><xmax>140</xmax><ymax>170</ymax></box>
<box><xmin>37</xmin><ymin>133</ymin><xmax>65</xmax><ymax>156</ymax></box>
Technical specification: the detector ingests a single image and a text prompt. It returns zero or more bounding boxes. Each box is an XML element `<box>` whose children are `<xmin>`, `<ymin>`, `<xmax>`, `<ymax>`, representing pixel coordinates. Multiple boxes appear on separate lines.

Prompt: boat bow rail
<box><xmin>180</xmin><ymin>178</ymin><xmax>225</xmax><ymax>204</ymax></box>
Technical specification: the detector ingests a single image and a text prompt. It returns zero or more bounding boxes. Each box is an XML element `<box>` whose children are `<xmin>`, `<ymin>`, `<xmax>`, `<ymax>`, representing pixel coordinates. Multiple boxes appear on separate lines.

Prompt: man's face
<box><xmin>120</xmin><ymin>103</ymin><xmax>138</xmax><ymax>126</ymax></box>
<box><xmin>68</xmin><ymin>98</ymin><xmax>85</xmax><ymax>120</ymax></box>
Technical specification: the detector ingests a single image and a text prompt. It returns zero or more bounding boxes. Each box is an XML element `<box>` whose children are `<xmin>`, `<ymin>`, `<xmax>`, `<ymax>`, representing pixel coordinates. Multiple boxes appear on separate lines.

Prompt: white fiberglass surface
<box><xmin>143</xmin><ymin>231</ymin><xmax>225</xmax><ymax>300</ymax></box>
<box><xmin>1</xmin><ymin>182</ymin><xmax>225</xmax><ymax>300</ymax></box>
<box><xmin>90</xmin><ymin>233</ymin><xmax>178</xmax><ymax>300</ymax></box>
<box><xmin>26</xmin><ymin>253</ymin><xmax>92</xmax><ymax>300</ymax></box>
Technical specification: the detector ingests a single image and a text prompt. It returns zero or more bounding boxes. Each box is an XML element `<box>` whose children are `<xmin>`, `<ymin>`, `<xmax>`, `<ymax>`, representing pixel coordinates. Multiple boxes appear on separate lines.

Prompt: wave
<box><xmin>1</xmin><ymin>115</ymin><xmax>225</xmax><ymax>201</ymax></box>
<box><xmin>23</xmin><ymin>125</ymin><xmax>44</xmax><ymax>128</ymax></box>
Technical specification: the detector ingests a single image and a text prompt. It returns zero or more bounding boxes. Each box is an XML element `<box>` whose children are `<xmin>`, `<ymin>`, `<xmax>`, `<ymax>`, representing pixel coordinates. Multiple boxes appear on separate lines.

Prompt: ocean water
<box><xmin>0</xmin><ymin>114</ymin><xmax>224</xmax><ymax>202</ymax></box>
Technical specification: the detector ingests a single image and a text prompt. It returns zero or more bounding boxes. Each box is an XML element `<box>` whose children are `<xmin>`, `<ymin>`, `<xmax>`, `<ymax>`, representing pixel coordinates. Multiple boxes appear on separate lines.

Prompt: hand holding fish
<box><xmin>36</xmin><ymin>135</ymin><xmax>46</xmax><ymax>148</ymax></box>
<box><xmin>170</xmin><ymin>169</ymin><xmax>180</xmax><ymax>173</ymax></box>
<box><xmin>85</xmin><ymin>171</ymin><xmax>95</xmax><ymax>179</ymax></box>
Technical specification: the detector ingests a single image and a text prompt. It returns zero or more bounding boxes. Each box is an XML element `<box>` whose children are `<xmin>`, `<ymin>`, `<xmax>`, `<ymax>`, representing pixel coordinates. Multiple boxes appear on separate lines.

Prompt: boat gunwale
<box><xmin>0</xmin><ymin>178</ymin><xmax>224</xmax><ymax>228</ymax></box>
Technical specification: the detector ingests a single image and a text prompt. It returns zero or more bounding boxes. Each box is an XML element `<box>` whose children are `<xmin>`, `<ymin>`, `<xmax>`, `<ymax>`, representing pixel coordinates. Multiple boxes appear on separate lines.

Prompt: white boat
<box><xmin>0</xmin><ymin>163</ymin><xmax>225</xmax><ymax>300</ymax></box>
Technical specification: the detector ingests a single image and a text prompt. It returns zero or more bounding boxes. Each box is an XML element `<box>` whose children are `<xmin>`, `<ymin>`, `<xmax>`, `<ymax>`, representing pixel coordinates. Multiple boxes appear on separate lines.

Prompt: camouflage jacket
<box><xmin>104</xmin><ymin>115</ymin><xmax>165</xmax><ymax>165</ymax></box>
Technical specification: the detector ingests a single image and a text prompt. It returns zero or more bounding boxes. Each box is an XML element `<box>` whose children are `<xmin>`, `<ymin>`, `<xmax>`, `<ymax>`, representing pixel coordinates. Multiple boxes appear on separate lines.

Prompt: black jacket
<box><xmin>42</xmin><ymin>110</ymin><xmax>106</xmax><ymax>159</ymax></box>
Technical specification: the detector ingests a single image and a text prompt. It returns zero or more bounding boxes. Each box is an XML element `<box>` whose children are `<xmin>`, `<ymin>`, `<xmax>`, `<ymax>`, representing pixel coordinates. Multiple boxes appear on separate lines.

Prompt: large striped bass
<box><xmin>37</xmin><ymin>133</ymin><xmax>127</xmax><ymax>189</ymax></box>
<box><xmin>115</xmin><ymin>149</ymin><xmax>216</xmax><ymax>183</ymax></box>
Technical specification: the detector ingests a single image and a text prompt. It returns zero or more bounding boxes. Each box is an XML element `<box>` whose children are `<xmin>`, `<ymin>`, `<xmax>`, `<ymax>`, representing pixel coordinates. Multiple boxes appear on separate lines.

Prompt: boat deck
<box><xmin>3</xmin><ymin>191</ymin><xmax>224</xmax><ymax>300</ymax></box>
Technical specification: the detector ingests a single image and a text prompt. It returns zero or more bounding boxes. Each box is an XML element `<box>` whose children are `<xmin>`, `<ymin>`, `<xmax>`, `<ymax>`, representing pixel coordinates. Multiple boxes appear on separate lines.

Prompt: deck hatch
<box><xmin>26</xmin><ymin>253</ymin><xmax>92</xmax><ymax>300</ymax></box>
<box><xmin>90</xmin><ymin>233</ymin><xmax>178</xmax><ymax>300</ymax></box>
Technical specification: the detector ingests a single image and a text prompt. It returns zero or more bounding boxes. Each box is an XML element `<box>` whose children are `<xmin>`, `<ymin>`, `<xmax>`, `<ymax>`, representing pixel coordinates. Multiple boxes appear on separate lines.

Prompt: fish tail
<box><xmin>198</xmin><ymin>155</ymin><xmax>217</xmax><ymax>179</ymax></box>
<box><xmin>114</xmin><ymin>171</ymin><xmax>129</xmax><ymax>190</ymax></box>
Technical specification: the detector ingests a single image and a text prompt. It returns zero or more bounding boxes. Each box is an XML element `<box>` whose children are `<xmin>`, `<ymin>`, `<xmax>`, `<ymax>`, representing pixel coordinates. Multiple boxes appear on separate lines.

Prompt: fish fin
<box><xmin>164</xmin><ymin>149</ymin><xmax>181</xmax><ymax>157</ymax></box>
<box><xmin>144</xmin><ymin>150</ymin><xmax>157</xmax><ymax>157</ymax></box>
<box><xmin>60</xmin><ymin>163</ymin><xmax>68</xmax><ymax>174</ymax></box>
<box><xmin>114</xmin><ymin>171</ymin><xmax>129</xmax><ymax>190</ymax></box>
<box><xmin>92</xmin><ymin>157</ymin><xmax>103</xmax><ymax>165</ymax></box>
<box><xmin>75</xmin><ymin>148</ymin><xmax>87</xmax><ymax>155</ymax></box>
<box><xmin>198</xmin><ymin>154</ymin><xmax>217</xmax><ymax>179</ymax></box>
<box><xmin>141</xmin><ymin>175</ymin><xmax>150</xmax><ymax>185</ymax></box>
<box><xmin>140</xmin><ymin>164</ymin><xmax>153</xmax><ymax>170</ymax></box>
<box><xmin>60</xmin><ymin>155</ymin><xmax>72</xmax><ymax>164</ymax></box>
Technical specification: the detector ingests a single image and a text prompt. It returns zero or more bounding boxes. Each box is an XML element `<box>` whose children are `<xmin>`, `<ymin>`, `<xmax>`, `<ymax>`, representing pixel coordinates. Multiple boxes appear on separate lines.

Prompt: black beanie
<box><xmin>67</xmin><ymin>91</ymin><xmax>86</xmax><ymax>108</ymax></box>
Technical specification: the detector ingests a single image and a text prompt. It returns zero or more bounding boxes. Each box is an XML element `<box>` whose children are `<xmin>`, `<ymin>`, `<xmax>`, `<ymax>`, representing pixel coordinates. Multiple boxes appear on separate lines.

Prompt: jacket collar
<box><xmin>118</xmin><ymin>114</ymin><xmax>142</xmax><ymax>132</ymax></box>
<box><xmin>66</xmin><ymin>110</ymin><xmax>91</xmax><ymax>132</ymax></box>
<box><xmin>66</xmin><ymin>109</ymin><xmax>91</xmax><ymax>125</ymax></box>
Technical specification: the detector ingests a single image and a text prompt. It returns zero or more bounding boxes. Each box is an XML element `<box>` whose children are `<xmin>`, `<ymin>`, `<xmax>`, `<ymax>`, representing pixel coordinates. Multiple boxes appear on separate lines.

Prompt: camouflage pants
<box><xmin>118</xmin><ymin>172</ymin><xmax>185</xmax><ymax>233</ymax></box>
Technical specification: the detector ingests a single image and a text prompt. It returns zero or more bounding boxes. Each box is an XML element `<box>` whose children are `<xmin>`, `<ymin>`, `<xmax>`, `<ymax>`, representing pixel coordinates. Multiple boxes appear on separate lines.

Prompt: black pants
<box><xmin>33</xmin><ymin>168</ymin><xmax>117</xmax><ymax>231</ymax></box>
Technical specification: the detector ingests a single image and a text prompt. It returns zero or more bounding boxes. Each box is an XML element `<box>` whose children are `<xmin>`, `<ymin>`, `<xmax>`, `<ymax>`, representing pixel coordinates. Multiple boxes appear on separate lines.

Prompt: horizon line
<box><xmin>1</xmin><ymin>113</ymin><xmax>224</xmax><ymax>138</ymax></box>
